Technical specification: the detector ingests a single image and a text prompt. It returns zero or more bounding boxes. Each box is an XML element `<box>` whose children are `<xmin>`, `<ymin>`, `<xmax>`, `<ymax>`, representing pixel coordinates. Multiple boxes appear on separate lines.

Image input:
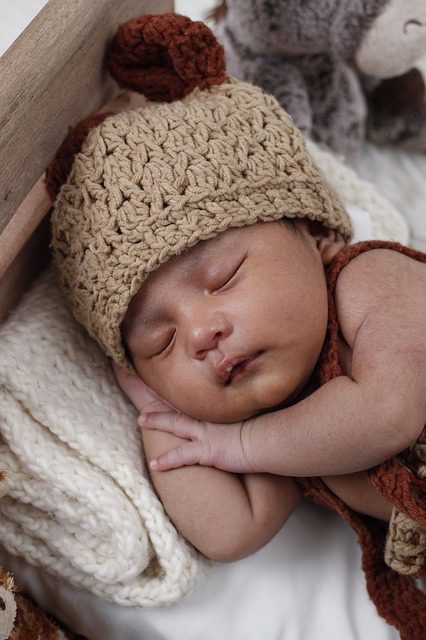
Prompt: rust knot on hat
<box><xmin>48</xmin><ymin>12</ymin><xmax>352</xmax><ymax>370</ymax></box>
<box><xmin>107</xmin><ymin>13</ymin><xmax>227</xmax><ymax>102</ymax></box>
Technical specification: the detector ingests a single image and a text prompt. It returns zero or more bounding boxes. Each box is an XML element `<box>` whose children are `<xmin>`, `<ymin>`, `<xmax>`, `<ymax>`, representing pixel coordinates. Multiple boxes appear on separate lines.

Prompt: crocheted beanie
<box><xmin>48</xmin><ymin>13</ymin><xmax>352</xmax><ymax>368</ymax></box>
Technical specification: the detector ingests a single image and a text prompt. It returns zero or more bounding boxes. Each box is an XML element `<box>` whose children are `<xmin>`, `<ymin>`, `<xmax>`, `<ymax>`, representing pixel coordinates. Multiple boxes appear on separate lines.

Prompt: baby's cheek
<box><xmin>134</xmin><ymin>361</ymin><xmax>168</xmax><ymax>398</ymax></box>
<box><xmin>152</xmin><ymin>367</ymin><xmax>199</xmax><ymax>412</ymax></box>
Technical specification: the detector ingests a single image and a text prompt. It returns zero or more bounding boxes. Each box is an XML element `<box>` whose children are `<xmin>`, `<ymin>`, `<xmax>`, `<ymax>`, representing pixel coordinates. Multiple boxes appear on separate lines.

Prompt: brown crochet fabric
<box><xmin>45</xmin><ymin>112</ymin><xmax>113</xmax><ymax>202</ymax></box>
<box><xmin>301</xmin><ymin>240</ymin><xmax>426</xmax><ymax>640</ymax></box>
<box><xmin>49</xmin><ymin>12</ymin><xmax>351</xmax><ymax>371</ymax></box>
<box><xmin>107</xmin><ymin>13</ymin><xmax>227</xmax><ymax>101</ymax></box>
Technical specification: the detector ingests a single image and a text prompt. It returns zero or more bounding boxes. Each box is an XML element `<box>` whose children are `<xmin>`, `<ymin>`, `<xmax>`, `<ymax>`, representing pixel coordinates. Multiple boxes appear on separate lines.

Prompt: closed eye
<box><xmin>213</xmin><ymin>255</ymin><xmax>246</xmax><ymax>293</ymax></box>
<box><xmin>152</xmin><ymin>330</ymin><xmax>176</xmax><ymax>357</ymax></box>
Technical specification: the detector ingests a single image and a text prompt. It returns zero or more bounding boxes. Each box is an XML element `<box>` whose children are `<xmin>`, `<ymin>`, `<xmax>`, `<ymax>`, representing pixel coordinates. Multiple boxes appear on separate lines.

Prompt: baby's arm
<box><xmin>143</xmin><ymin>427</ymin><xmax>300</xmax><ymax>561</ymax></box>
<box><xmin>322</xmin><ymin>473</ymin><xmax>392</xmax><ymax>521</ymax></box>
<box><xmin>114</xmin><ymin>365</ymin><xmax>300</xmax><ymax>562</ymax></box>
<box><xmin>146</xmin><ymin>249</ymin><xmax>426</xmax><ymax>478</ymax></box>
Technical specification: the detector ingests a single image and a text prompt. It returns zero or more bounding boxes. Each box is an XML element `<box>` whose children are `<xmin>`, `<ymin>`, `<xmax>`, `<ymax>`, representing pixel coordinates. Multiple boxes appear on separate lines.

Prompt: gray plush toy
<box><xmin>211</xmin><ymin>0</ymin><xmax>426</xmax><ymax>156</ymax></box>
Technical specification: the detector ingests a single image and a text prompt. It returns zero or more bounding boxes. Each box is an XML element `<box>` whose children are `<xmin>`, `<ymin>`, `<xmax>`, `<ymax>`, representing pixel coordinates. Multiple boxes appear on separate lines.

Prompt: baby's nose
<box><xmin>189</xmin><ymin>313</ymin><xmax>232</xmax><ymax>359</ymax></box>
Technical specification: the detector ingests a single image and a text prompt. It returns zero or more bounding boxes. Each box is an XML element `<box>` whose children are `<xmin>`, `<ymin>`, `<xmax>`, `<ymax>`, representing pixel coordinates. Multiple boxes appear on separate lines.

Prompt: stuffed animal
<box><xmin>0</xmin><ymin>569</ymin><xmax>16</xmax><ymax>640</ymax></box>
<box><xmin>211</xmin><ymin>0</ymin><xmax>426</xmax><ymax>156</ymax></box>
<box><xmin>7</xmin><ymin>590</ymin><xmax>75</xmax><ymax>640</ymax></box>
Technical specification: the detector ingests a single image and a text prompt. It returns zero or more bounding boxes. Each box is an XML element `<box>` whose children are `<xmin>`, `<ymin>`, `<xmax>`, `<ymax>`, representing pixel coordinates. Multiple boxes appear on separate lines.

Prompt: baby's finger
<box><xmin>149</xmin><ymin>443</ymin><xmax>203</xmax><ymax>471</ymax></box>
<box><xmin>138</xmin><ymin>412</ymin><xmax>203</xmax><ymax>441</ymax></box>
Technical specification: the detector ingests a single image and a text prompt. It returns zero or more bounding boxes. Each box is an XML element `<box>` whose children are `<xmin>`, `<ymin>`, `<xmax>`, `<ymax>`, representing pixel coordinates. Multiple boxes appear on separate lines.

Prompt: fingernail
<box><xmin>138</xmin><ymin>415</ymin><xmax>147</xmax><ymax>426</ymax></box>
<box><xmin>149</xmin><ymin>459</ymin><xmax>158</xmax><ymax>470</ymax></box>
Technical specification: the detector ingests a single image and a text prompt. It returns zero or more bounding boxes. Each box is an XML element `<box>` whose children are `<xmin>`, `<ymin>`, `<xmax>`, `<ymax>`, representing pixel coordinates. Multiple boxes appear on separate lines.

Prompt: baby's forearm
<box><xmin>143</xmin><ymin>426</ymin><xmax>299</xmax><ymax>562</ymax></box>
<box><xmin>216</xmin><ymin>473</ymin><xmax>301</xmax><ymax>561</ymax></box>
<box><xmin>322</xmin><ymin>472</ymin><xmax>392</xmax><ymax>521</ymax></box>
<box><xmin>158</xmin><ymin>469</ymin><xmax>299</xmax><ymax>562</ymax></box>
<box><xmin>245</xmin><ymin>374</ymin><xmax>422</xmax><ymax>477</ymax></box>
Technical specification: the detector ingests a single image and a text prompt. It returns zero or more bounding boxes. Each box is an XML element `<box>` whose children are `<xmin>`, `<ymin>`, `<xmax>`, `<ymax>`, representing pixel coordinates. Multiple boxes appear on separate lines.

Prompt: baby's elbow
<box><xmin>379</xmin><ymin>397</ymin><xmax>425</xmax><ymax>456</ymax></box>
<box><xmin>199</xmin><ymin>536</ymin><xmax>264</xmax><ymax>563</ymax></box>
<box><xmin>195</xmin><ymin>519</ymin><xmax>288</xmax><ymax>563</ymax></box>
<box><xmin>404</xmin><ymin>415</ymin><xmax>425</xmax><ymax>449</ymax></box>
<box><xmin>202</xmin><ymin>546</ymin><xmax>244</xmax><ymax>563</ymax></box>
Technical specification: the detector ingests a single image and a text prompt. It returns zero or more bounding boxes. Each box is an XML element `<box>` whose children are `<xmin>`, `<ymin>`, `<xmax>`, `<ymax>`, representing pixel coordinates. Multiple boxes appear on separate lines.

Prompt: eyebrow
<box><xmin>130</xmin><ymin>306</ymin><xmax>168</xmax><ymax>332</ymax></box>
<box><xmin>130</xmin><ymin>239</ymin><xmax>215</xmax><ymax>332</ymax></box>
<box><xmin>180</xmin><ymin>238</ymin><xmax>213</xmax><ymax>278</ymax></box>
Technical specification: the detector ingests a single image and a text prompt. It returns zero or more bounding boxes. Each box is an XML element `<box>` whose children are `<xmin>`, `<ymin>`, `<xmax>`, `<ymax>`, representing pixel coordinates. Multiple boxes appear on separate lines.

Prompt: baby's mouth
<box><xmin>216</xmin><ymin>353</ymin><xmax>261</xmax><ymax>386</ymax></box>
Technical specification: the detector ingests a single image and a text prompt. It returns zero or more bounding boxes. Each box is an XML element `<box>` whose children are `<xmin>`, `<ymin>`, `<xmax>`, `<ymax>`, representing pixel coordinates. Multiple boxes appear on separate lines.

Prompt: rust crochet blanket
<box><xmin>301</xmin><ymin>240</ymin><xmax>426</xmax><ymax>640</ymax></box>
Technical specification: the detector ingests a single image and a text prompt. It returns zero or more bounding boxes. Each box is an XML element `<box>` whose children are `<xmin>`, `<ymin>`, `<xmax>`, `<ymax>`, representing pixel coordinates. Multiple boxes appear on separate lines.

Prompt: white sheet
<box><xmin>0</xmin><ymin>503</ymin><xmax>399</xmax><ymax>640</ymax></box>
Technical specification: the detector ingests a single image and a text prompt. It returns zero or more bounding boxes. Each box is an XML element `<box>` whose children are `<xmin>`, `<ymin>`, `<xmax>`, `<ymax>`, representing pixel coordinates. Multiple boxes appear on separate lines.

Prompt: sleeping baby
<box><xmin>46</xmin><ymin>12</ymin><xmax>426</xmax><ymax>638</ymax></box>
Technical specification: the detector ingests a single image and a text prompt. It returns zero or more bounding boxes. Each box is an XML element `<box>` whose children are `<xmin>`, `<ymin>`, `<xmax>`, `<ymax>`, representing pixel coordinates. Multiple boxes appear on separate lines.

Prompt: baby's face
<box><xmin>123</xmin><ymin>220</ymin><xmax>341</xmax><ymax>422</ymax></box>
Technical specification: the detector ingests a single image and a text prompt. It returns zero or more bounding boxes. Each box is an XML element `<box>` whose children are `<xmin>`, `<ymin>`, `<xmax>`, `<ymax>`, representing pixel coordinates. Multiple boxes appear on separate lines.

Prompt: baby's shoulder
<box><xmin>335</xmin><ymin>246</ymin><xmax>426</xmax><ymax>339</ymax></box>
<box><xmin>336</xmin><ymin>246</ymin><xmax>426</xmax><ymax>300</ymax></box>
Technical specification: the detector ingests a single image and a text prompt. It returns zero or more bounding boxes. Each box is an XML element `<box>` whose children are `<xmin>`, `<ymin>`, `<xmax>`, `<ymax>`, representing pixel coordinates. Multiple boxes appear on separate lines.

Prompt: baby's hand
<box><xmin>139</xmin><ymin>412</ymin><xmax>254</xmax><ymax>474</ymax></box>
<box><xmin>112</xmin><ymin>362</ymin><xmax>171</xmax><ymax>414</ymax></box>
<box><xmin>113</xmin><ymin>362</ymin><xmax>256</xmax><ymax>473</ymax></box>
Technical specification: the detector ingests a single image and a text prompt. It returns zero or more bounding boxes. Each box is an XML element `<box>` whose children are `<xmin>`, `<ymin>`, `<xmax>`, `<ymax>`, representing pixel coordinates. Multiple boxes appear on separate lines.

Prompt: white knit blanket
<box><xmin>0</xmin><ymin>143</ymin><xmax>410</xmax><ymax>608</ymax></box>
<box><xmin>0</xmin><ymin>273</ymin><xmax>207</xmax><ymax>607</ymax></box>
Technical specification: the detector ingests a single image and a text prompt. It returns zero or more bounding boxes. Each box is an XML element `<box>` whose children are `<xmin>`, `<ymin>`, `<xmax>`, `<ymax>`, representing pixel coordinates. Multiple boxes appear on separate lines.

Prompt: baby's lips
<box><xmin>215</xmin><ymin>355</ymin><xmax>241</xmax><ymax>384</ymax></box>
<box><xmin>215</xmin><ymin>353</ymin><xmax>260</xmax><ymax>384</ymax></box>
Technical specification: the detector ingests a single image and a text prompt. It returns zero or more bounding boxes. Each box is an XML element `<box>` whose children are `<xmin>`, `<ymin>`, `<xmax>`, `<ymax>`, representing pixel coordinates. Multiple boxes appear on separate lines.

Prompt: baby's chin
<box><xmin>172</xmin><ymin>377</ymin><xmax>305</xmax><ymax>423</ymax></box>
<box><xmin>170</xmin><ymin>396</ymin><xmax>255</xmax><ymax>423</ymax></box>
<box><xmin>182</xmin><ymin>398</ymin><xmax>285</xmax><ymax>424</ymax></box>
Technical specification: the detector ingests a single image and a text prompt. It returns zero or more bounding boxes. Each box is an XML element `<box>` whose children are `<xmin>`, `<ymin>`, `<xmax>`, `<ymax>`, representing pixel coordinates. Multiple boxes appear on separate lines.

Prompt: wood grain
<box><xmin>0</xmin><ymin>176</ymin><xmax>50</xmax><ymax>280</ymax></box>
<box><xmin>0</xmin><ymin>214</ymin><xmax>50</xmax><ymax>323</ymax></box>
<box><xmin>0</xmin><ymin>0</ymin><xmax>173</xmax><ymax>235</ymax></box>
<box><xmin>0</xmin><ymin>0</ymin><xmax>173</xmax><ymax>318</ymax></box>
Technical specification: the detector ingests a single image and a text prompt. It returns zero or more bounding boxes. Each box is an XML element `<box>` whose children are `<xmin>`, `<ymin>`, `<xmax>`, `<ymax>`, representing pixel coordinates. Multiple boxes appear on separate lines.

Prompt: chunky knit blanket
<box><xmin>0</xmin><ymin>269</ymin><xmax>207</xmax><ymax>607</ymax></box>
<box><xmin>0</xmin><ymin>143</ymin><xmax>409</xmax><ymax>608</ymax></box>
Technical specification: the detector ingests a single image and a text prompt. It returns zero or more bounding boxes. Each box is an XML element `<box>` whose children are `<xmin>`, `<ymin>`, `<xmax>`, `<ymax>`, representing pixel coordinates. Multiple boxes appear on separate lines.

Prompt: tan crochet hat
<box><xmin>48</xmin><ymin>13</ymin><xmax>352</xmax><ymax>369</ymax></box>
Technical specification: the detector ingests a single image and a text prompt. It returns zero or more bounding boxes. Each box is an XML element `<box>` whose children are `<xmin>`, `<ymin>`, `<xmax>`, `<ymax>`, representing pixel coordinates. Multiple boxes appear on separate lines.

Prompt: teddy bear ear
<box><xmin>369</xmin><ymin>68</ymin><xmax>426</xmax><ymax>118</ymax></box>
<box><xmin>106</xmin><ymin>13</ymin><xmax>227</xmax><ymax>102</ymax></box>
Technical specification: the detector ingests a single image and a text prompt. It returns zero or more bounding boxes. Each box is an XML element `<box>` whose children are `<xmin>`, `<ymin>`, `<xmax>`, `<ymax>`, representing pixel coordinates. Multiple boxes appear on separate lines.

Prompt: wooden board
<box><xmin>0</xmin><ymin>0</ymin><xmax>173</xmax><ymax>321</ymax></box>
<box><xmin>0</xmin><ymin>0</ymin><xmax>173</xmax><ymax>235</ymax></box>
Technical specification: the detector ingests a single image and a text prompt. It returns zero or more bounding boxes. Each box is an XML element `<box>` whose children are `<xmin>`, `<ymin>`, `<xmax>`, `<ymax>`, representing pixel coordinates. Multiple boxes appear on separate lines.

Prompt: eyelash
<box><xmin>213</xmin><ymin>255</ymin><xmax>246</xmax><ymax>292</ymax></box>
<box><xmin>151</xmin><ymin>330</ymin><xmax>176</xmax><ymax>358</ymax></box>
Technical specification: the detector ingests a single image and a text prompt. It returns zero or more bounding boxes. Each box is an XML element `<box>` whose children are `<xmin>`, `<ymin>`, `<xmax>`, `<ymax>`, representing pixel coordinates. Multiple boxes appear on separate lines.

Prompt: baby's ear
<box><xmin>304</xmin><ymin>220</ymin><xmax>345</xmax><ymax>264</ymax></box>
<box><xmin>317</xmin><ymin>230</ymin><xmax>345</xmax><ymax>264</ymax></box>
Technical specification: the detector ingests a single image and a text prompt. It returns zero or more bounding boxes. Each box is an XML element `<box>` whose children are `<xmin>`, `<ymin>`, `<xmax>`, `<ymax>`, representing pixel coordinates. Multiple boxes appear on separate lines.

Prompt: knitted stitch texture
<box><xmin>51</xmin><ymin>78</ymin><xmax>351</xmax><ymax>368</ymax></box>
<box><xmin>0</xmin><ymin>269</ymin><xmax>207</xmax><ymax>607</ymax></box>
